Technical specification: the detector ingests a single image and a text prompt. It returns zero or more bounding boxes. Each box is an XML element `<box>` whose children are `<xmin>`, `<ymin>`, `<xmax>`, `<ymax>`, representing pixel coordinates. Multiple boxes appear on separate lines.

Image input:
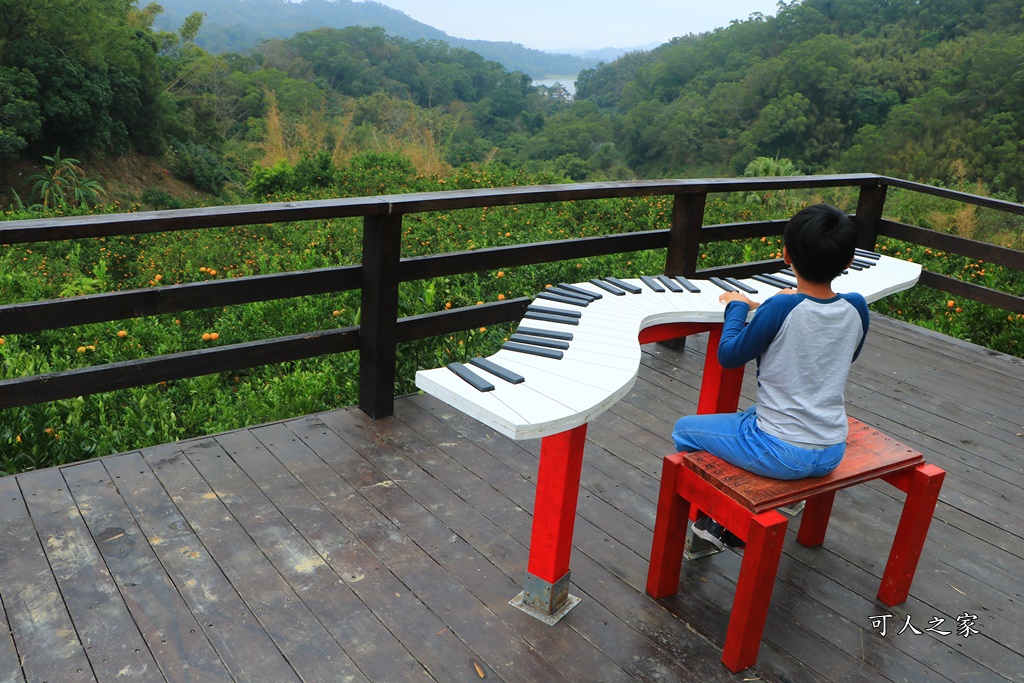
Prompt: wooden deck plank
<box><xmin>61</xmin><ymin>460</ymin><xmax>233</xmax><ymax>683</ymax></box>
<box><xmin>1</xmin><ymin>315</ymin><xmax>1022</xmax><ymax>682</ymax></box>
<box><xmin>212</xmin><ymin>425</ymin><xmax>436</xmax><ymax>683</ymax></box>
<box><xmin>248</xmin><ymin>419</ymin><xmax>492</xmax><ymax>683</ymax></box>
<box><xmin>383</xmin><ymin>400</ymin><xmax>720</xmax><ymax>683</ymax></box>
<box><xmin>0</xmin><ymin>600</ymin><xmax>21</xmax><ymax>683</ymax></box>
<box><xmin>0</xmin><ymin>476</ymin><xmax>92</xmax><ymax>683</ymax></box>
<box><xmin>142</xmin><ymin>443</ymin><xmax>365</xmax><ymax>682</ymax></box>
<box><xmin>314</xmin><ymin>408</ymin><xmax>577</xmax><ymax>683</ymax></box>
<box><xmin>101</xmin><ymin>451</ymin><xmax>303</xmax><ymax>683</ymax></box>
<box><xmin>17</xmin><ymin>468</ymin><xmax>159</xmax><ymax>680</ymax></box>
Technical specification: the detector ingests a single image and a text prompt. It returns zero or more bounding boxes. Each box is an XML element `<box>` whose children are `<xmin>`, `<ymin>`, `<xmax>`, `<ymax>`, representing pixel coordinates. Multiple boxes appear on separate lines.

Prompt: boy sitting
<box><xmin>672</xmin><ymin>204</ymin><xmax>869</xmax><ymax>553</ymax></box>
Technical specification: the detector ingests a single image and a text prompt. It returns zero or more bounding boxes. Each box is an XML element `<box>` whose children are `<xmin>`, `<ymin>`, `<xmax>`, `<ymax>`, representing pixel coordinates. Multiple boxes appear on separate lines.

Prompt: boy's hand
<box><xmin>719</xmin><ymin>291</ymin><xmax>758</xmax><ymax>309</ymax></box>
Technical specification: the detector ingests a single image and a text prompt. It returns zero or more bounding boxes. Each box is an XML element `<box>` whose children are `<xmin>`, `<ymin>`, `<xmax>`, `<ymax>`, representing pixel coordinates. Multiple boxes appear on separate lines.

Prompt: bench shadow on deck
<box><xmin>2</xmin><ymin>315</ymin><xmax>1022</xmax><ymax>683</ymax></box>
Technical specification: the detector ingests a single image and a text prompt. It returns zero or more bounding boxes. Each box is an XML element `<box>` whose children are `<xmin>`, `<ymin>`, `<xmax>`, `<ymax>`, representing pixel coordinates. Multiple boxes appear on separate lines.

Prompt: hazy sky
<box><xmin>363</xmin><ymin>0</ymin><xmax>782</xmax><ymax>52</ymax></box>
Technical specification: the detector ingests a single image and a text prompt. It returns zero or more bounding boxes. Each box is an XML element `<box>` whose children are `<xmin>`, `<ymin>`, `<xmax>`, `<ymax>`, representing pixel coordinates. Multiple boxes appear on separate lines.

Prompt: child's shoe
<box><xmin>684</xmin><ymin>516</ymin><xmax>725</xmax><ymax>559</ymax></box>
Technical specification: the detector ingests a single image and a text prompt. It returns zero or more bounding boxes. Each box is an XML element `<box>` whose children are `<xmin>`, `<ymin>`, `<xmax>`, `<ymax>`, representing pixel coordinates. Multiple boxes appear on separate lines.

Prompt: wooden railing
<box><xmin>1</xmin><ymin>174</ymin><xmax>1022</xmax><ymax>419</ymax></box>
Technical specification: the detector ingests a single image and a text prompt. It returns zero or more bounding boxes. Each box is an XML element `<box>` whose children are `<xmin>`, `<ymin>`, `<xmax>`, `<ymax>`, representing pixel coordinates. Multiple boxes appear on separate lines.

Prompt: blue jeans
<box><xmin>672</xmin><ymin>406</ymin><xmax>845</xmax><ymax>480</ymax></box>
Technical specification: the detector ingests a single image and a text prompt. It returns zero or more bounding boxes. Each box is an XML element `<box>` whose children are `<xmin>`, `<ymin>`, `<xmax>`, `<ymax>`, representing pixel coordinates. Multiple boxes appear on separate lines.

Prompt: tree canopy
<box><xmin>2</xmin><ymin>0</ymin><xmax>1024</xmax><ymax>200</ymax></box>
<box><xmin>569</xmin><ymin>0</ymin><xmax>1024</xmax><ymax>193</ymax></box>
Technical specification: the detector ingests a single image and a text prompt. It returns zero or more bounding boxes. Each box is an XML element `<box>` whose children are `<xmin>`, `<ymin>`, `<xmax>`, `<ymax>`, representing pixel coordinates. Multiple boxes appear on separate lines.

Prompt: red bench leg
<box><xmin>796</xmin><ymin>490</ymin><xmax>837</xmax><ymax>547</ymax></box>
<box><xmin>877</xmin><ymin>463</ymin><xmax>945</xmax><ymax>606</ymax></box>
<box><xmin>646</xmin><ymin>454</ymin><xmax>690</xmax><ymax>598</ymax></box>
<box><xmin>721</xmin><ymin>509</ymin><xmax>788</xmax><ymax>673</ymax></box>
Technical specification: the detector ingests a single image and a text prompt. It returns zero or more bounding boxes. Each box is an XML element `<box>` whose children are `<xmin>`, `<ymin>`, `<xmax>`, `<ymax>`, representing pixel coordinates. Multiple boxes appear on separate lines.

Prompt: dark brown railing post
<box><xmin>665</xmin><ymin>192</ymin><xmax>707</xmax><ymax>278</ymax></box>
<box><xmin>359</xmin><ymin>211</ymin><xmax>403</xmax><ymax>418</ymax></box>
<box><xmin>854</xmin><ymin>183</ymin><xmax>888</xmax><ymax>251</ymax></box>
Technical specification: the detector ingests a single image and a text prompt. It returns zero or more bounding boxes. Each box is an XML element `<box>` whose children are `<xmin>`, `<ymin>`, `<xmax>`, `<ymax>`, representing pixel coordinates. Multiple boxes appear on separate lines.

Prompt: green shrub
<box><xmin>140</xmin><ymin>188</ymin><xmax>183</xmax><ymax>210</ymax></box>
<box><xmin>169</xmin><ymin>140</ymin><xmax>234</xmax><ymax>193</ymax></box>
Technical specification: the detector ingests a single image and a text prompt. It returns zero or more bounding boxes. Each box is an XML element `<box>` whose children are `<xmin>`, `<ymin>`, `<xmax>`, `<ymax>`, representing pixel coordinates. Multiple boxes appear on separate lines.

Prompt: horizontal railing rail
<box><xmin>1</xmin><ymin>174</ymin><xmax>1021</xmax><ymax>416</ymax></box>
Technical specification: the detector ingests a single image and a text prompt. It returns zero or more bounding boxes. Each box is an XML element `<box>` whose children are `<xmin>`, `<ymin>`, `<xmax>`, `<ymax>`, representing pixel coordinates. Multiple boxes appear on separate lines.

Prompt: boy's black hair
<box><xmin>783</xmin><ymin>204</ymin><xmax>858</xmax><ymax>284</ymax></box>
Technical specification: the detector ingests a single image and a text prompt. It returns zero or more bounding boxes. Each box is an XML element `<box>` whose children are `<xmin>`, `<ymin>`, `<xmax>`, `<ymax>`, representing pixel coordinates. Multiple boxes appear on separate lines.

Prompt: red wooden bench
<box><xmin>645</xmin><ymin>417</ymin><xmax>946</xmax><ymax>672</ymax></box>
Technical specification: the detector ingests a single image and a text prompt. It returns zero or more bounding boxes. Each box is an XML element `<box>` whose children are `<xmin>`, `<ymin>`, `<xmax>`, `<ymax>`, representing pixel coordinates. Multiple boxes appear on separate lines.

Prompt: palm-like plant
<box><xmin>742</xmin><ymin>155</ymin><xmax>802</xmax><ymax>211</ymax></box>
<box><xmin>29</xmin><ymin>148</ymin><xmax>106</xmax><ymax>210</ymax></box>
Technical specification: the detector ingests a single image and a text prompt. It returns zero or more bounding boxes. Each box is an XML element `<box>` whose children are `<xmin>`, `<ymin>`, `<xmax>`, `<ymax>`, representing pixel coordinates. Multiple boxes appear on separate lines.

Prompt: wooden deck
<box><xmin>1</xmin><ymin>314</ymin><xmax>1022</xmax><ymax>683</ymax></box>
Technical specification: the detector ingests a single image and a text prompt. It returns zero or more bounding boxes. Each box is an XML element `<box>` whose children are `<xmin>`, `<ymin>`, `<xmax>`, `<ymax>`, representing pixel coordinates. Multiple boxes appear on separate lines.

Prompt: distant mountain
<box><xmin>154</xmin><ymin>0</ymin><xmax>614</xmax><ymax>78</ymax></box>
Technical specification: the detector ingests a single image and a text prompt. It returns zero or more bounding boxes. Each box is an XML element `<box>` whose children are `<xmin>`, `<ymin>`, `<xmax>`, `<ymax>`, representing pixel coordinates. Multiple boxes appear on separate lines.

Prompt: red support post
<box><xmin>527</xmin><ymin>423</ymin><xmax>589</xmax><ymax>583</ymax></box>
<box><xmin>697</xmin><ymin>325</ymin><xmax>746</xmax><ymax>415</ymax></box>
<box><xmin>514</xmin><ymin>423</ymin><xmax>589</xmax><ymax>620</ymax></box>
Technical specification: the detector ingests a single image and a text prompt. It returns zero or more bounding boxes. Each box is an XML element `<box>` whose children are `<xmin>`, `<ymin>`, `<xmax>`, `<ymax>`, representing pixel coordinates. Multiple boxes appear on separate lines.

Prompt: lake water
<box><xmin>532</xmin><ymin>77</ymin><xmax>577</xmax><ymax>96</ymax></box>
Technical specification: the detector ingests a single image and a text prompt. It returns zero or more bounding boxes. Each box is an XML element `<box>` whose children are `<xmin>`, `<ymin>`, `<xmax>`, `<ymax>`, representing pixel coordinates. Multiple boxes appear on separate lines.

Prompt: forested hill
<box><xmin>153</xmin><ymin>0</ymin><xmax>598</xmax><ymax>78</ymax></box>
<box><xmin>574</xmin><ymin>0</ymin><xmax>1024</xmax><ymax>193</ymax></box>
<box><xmin>2</xmin><ymin>0</ymin><xmax>1024</xmax><ymax>209</ymax></box>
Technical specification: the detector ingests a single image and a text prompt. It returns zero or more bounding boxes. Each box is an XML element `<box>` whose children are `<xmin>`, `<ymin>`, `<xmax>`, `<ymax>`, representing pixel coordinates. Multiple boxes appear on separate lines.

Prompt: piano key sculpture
<box><xmin>415</xmin><ymin>250</ymin><xmax>922</xmax><ymax>622</ymax></box>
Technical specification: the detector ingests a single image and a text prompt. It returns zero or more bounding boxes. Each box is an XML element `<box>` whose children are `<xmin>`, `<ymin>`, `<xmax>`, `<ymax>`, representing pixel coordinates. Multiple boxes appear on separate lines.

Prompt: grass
<box><xmin>1</xmin><ymin>170</ymin><xmax>1021</xmax><ymax>473</ymax></box>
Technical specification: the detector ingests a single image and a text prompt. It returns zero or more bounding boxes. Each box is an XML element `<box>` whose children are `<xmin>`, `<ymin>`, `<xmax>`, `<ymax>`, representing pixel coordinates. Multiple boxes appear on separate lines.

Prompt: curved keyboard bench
<box><xmin>415</xmin><ymin>252</ymin><xmax>921</xmax><ymax>440</ymax></box>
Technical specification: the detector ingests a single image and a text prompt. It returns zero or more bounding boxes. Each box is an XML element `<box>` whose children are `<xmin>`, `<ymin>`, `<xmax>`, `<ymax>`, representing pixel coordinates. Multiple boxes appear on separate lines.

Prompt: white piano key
<box><xmin>495</xmin><ymin>344</ymin><xmax>640</xmax><ymax>381</ymax></box>
<box><xmin>416</xmin><ymin>366</ymin><xmax>530</xmax><ymax>430</ymax></box>
<box><xmin>492</xmin><ymin>349</ymin><xmax>637</xmax><ymax>394</ymax></box>
<box><xmin>417</xmin><ymin>365</ymin><xmax>588</xmax><ymax>437</ymax></box>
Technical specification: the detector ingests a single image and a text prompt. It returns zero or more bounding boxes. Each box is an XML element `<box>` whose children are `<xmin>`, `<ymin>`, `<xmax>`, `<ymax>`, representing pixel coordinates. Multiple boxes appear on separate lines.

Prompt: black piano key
<box><xmin>537</xmin><ymin>291</ymin><xmax>589</xmax><ymax>307</ymax></box>
<box><xmin>847</xmin><ymin>262</ymin><xmax>864</xmax><ymax>271</ymax></box>
<box><xmin>725</xmin><ymin>277</ymin><xmax>758</xmax><ymax>294</ymax></box>
<box><xmin>589</xmin><ymin>278</ymin><xmax>627</xmax><ymax>295</ymax></box>
<box><xmin>502</xmin><ymin>341</ymin><xmax>564</xmax><ymax>360</ymax></box>
<box><xmin>752</xmin><ymin>273</ymin><xmax>794</xmax><ymax>289</ymax></box>
<box><xmin>515</xmin><ymin>326</ymin><xmax>574</xmax><ymax>341</ymax></box>
<box><xmin>780</xmin><ymin>268</ymin><xmax>796</xmax><ymax>277</ymax></box>
<box><xmin>447</xmin><ymin>362</ymin><xmax>494</xmax><ymax>392</ymax></box>
<box><xmin>708</xmin><ymin>277</ymin><xmax>736</xmax><ymax>292</ymax></box>
<box><xmin>523</xmin><ymin>311</ymin><xmax>579</xmax><ymax>325</ymax></box>
<box><xmin>509</xmin><ymin>333</ymin><xmax>571</xmax><ymax>350</ymax></box>
<box><xmin>852</xmin><ymin>258</ymin><xmax>875</xmax><ymax>268</ymax></box>
<box><xmin>604</xmin><ymin>277</ymin><xmax>643</xmax><ymax>294</ymax></box>
<box><xmin>773</xmin><ymin>273</ymin><xmax>798</xmax><ymax>287</ymax></box>
<box><xmin>526</xmin><ymin>305</ymin><xmax>582</xmax><ymax>319</ymax></box>
<box><xmin>674</xmin><ymin>276</ymin><xmax>701</xmax><ymax>293</ymax></box>
<box><xmin>855</xmin><ymin>248</ymin><xmax>881</xmax><ymax>260</ymax></box>
<box><xmin>657</xmin><ymin>275</ymin><xmax>684</xmax><ymax>292</ymax></box>
<box><xmin>469</xmin><ymin>357</ymin><xmax>525</xmax><ymax>384</ymax></box>
<box><xmin>557</xmin><ymin>283</ymin><xmax>601</xmax><ymax>300</ymax></box>
<box><xmin>547</xmin><ymin>286</ymin><xmax>595</xmax><ymax>303</ymax></box>
<box><xmin>639</xmin><ymin>275</ymin><xmax>665</xmax><ymax>292</ymax></box>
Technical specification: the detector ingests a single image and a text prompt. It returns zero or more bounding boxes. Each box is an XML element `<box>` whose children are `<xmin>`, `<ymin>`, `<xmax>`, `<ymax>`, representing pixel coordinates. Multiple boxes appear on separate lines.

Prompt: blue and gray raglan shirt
<box><xmin>718</xmin><ymin>292</ymin><xmax>870</xmax><ymax>446</ymax></box>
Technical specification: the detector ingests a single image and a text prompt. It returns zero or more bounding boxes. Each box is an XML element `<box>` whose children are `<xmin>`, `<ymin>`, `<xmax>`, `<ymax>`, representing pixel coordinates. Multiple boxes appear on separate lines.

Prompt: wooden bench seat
<box><xmin>645</xmin><ymin>417</ymin><xmax>946</xmax><ymax>673</ymax></box>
